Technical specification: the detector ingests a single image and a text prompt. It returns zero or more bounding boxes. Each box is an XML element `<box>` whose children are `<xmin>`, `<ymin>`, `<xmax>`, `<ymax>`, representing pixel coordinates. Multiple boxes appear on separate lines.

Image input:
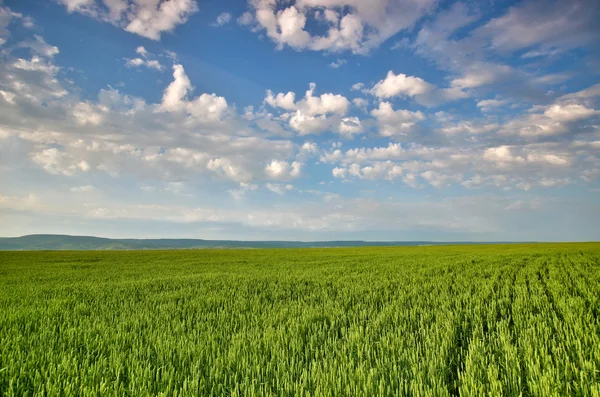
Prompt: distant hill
<box><xmin>0</xmin><ymin>234</ymin><xmax>524</xmax><ymax>251</ymax></box>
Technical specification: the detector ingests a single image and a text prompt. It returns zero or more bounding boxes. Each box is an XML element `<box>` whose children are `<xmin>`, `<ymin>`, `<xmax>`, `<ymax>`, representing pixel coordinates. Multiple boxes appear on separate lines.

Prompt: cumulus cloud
<box><xmin>124</xmin><ymin>46</ymin><xmax>163</xmax><ymax>70</ymax></box>
<box><xmin>1</xmin><ymin>4</ymin><xmax>599</xmax><ymax>244</ymax></box>
<box><xmin>369</xmin><ymin>70</ymin><xmax>469</xmax><ymax>106</ymax></box>
<box><xmin>352</xmin><ymin>97</ymin><xmax>368</xmax><ymax>112</ymax></box>
<box><xmin>288</xmin><ymin>111</ymin><xmax>331</xmax><ymax>135</ymax></box>
<box><xmin>31</xmin><ymin>148</ymin><xmax>90</xmax><ymax>176</ymax></box>
<box><xmin>500</xmin><ymin>89</ymin><xmax>600</xmax><ymax>137</ymax></box>
<box><xmin>136</xmin><ymin>46</ymin><xmax>148</xmax><ymax>57</ymax></box>
<box><xmin>371</xmin><ymin>71</ymin><xmax>433</xmax><ymax>98</ymax></box>
<box><xmin>241</xmin><ymin>0</ymin><xmax>437</xmax><ymax>54</ymax></box>
<box><xmin>265</xmin><ymin>83</ymin><xmax>351</xmax><ymax>135</ymax></box>
<box><xmin>320</xmin><ymin>132</ymin><xmax>598</xmax><ymax>191</ymax></box>
<box><xmin>207</xmin><ymin>158</ymin><xmax>252</xmax><ymax>183</ymax></box>
<box><xmin>371</xmin><ymin>102</ymin><xmax>425</xmax><ymax>137</ymax></box>
<box><xmin>301</xmin><ymin>82</ymin><xmax>350</xmax><ymax>116</ymax></box>
<box><xmin>265</xmin><ymin>160</ymin><xmax>302</xmax><ymax>180</ymax></box>
<box><xmin>125</xmin><ymin>58</ymin><xmax>163</xmax><ymax>70</ymax></box>
<box><xmin>338</xmin><ymin>117</ymin><xmax>363</xmax><ymax>139</ymax></box>
<box><xmin>158</xmin><ymin>64</ymin><xmax>229</xmax><ymax>122</ymax></box>
<box><xmin>335</xmin><ymin>161</ymin><xmax>403</xmax><ymax>181</ymax></box>
<box><xmin>0</xmin><ymin>29</ymin><xmax>306</xmax><ymax>187</ymax></box>
<box><xmin>299</xmin><ymin>141</ymin><xmax>318</xmax><ymax>155</ymax></box>
<box><xmin>57</xmin><ymin>0</ymin><xmax>198</xmax><ymax>40</ymax></box>
<box><xmin>265</xmin><ymin>90</ymin><xmax>296</xmax><ymax>111</ymax></box>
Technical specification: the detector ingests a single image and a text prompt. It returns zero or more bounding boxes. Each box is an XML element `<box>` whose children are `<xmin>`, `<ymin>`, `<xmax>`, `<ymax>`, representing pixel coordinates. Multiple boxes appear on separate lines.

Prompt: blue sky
<box><xmin>0</xmin><ymin>0</ymin><xmax>599</xmax><ymax>241</ymax></box>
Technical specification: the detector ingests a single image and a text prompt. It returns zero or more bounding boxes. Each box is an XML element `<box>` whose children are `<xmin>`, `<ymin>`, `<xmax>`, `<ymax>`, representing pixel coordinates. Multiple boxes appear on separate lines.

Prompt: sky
<box><xmin>0</xmin><ymin>0</ymin><xmax>599</xmax><ymax>241</ymax></box>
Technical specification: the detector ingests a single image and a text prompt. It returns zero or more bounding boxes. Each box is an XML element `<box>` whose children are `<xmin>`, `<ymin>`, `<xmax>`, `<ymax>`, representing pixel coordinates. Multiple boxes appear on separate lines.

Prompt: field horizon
<box><xmin>0</xmin><ymin>233</ymin><xmax>551</xmax><ymax>251</ymax></box>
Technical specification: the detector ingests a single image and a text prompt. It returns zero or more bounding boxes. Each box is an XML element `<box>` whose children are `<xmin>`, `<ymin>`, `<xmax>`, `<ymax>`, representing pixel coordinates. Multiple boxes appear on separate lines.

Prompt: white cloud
<box><xmin>12</xmin><ymin>56</ymin><xmax>60</xmax><ymax>74</ymax></box>
<box><xmin>136</xmin><ymin>46</ymin><xmax>148</xmax><ymax>57</ymax></box>
<box><xmin>329</xmin><ymin>59</ymin><xmax>347</xmax><ymax>68</ymax></box>
<box><xmin>1</xmin><ymin>11</ymin><xmax>599</xmax><ymax>236</ymax></box>
<box><xmin>437</xmin><ymin>121</ymin><xmax>498</xmax><ymax>136</ymax></box>
<box><xmin>371</xmin><ymin>102</ymin><xmax>425</xmax><ymax>137</ymax></box>
<box><xmin>229</xmin><ymin>182</ymin><xmax>257</xmax><ymax>199</ymax></box>
<box><xmin>212</xmin><ymin>12</ymin><xmax>232</xmax><ymax>26</ymax></box>
<box><xmin>265</xmin><ymin>83</ymin><xmax>350</xmax><ymax>135</ymax></box>
<box><xmin>333</xmin><ymin>161</ymin><xmax>403</xmax><ymax>181</ymax></box>
<box><xmin>338</xmin><ymin>116</ymin><xmax>363</xmax><ymax>138</ymax></box>
<box><xmin>145</xmin><ymin>60</ymin><xmax>163</xmax><ymax>70</ymax></box>
<box><xmin>320</xmin><ymin>138</ymin><xmax>592</xmax><ymax>191</ymax></box>
<box><xmin>266</xmin><ymin>183</ymin><xmax>293</xmax><ymax>195</ymax></box>
<box><xmin>1</xmin><ymin>50</ymin><xmax>68</xmax><ymax>103</ymax></box>
<box><xmin>160</xmin><ymin>64</ymin><xmax>191</xmax><ymax>111</ymax></box>
<box><xmin>17</xmin><ymin>35</ymin><xmax>59</xmax><ymax>57</ymax></box>
<box><xmin>370</xmin><ymin>70</ymin><xmax>469</xmax><ymax>106</ymax></box>
<box><xmin>483</xmin><ymin>145</ymin><xmax>571</xmax><ymax>168</ymax></box>
<box><xmin>73</xmin><ymin>102</ymin><xmax>104</xmax><ymax>125</ymax></box>
<box><xmin>207</xmin><ymin>158</ymin><xmax>252</xmax><ymax>183</ymax></box>
<box><xmin>352</xmin><ymin>97</ymin><xmax>368</xmax><ymax>111</ymax></box>
<box><xmin>477</xmin><ymin>99</ymin><xmax>508</xmax><ymax>112</ymax></box>
<box><xmin>500</xmin><ymin>90</ymin><xmax>600</xmax><ymax>137</ymax></box>
<box><xmin>299</xmin><ymin>141</ymin><xmax>318</xmax><ymax>155</ymax></box>
<box><xmin>301</xmin><ymin>82</ymin><xmax>349</xmax><ymax>116</ymax></box>
<box><xmin>477</xmin><ymin>0</ymin><xmax>600</xmax><ymax>54</ymax></box>
<box><xmin>31</xmin><ymin>148</ymin><xmax>90</xmax><ymax>176</ymax></box>
<box><xmin>544</xmin><ymin>104</ymin><xmax>598</xmax><ymax>122</ymax></box>
<box><xmin>332</xmin><ymin>167</ymin><xmax>346</xmax><ymax>178</ymax></box>
<box><xmin>57</xmin><ymin>0</ymin><xmax>199</xmax><ymax>40</ymax></box>
<box><xmin>451</xmin><ymin>63</ymin><xmax>512</xmax><ymax>90</ymax></box>
<box><xmin>0</xmin><ymin>32</ymin><xmax>305</xmax><ymax>187</ymax></box>
<box><xmin>125</xmin><ymin>57</ymin><xmax>163</xmax><ymax>70</ymax></box>
<box><xmin>420</xmin><ymin>170</ymin><xmax>462</xmax><ymax>188</ymax></box>
<box><xmin>410</xmin><ymin>2</ymin><xmax>573</xmax><ymax>104</ymax></box>
<box><xmin>289</xmin><ymin>111</ymin><xmax>332</xmax><ymax>135</ymax></box>
<box><xmin>157</xmin><ymin>64</ymin><xmax>230</xmax><ymax>122</ymax></box>
<box><xmin>243</xmin><ymin>0</ymin><xmax>437</xmax><ymax>54</ymax></box>
<box><xmin>186</xmin><ymin>93</ymin><xmax>229</xmax><ymax>122</ymax></box>
<box><xmin>265</xmin><ymin>90</ymin><xmax>296</xmax><ymax>111</ymax></box>
<box><xmin>125</xmin><ymin>47</ymin><xmax>163</xmax><ymax>70</ymax></box>
<box><xmin>371</xmin><ymin>71</ymin><xmax>433</xmax><ymax>98</ymax></box>
<box><xmin>0</xmin><ymin>7</ymin><xmax>16</xmax><ymax>45</ymax></box>
<box><xmin>265</xmin><ymin>160</ymin><xmax>302</xmax><ymax>180</ymax></box>
<box><xmin>0</xmin><ymin>193</ymin><xmax>42</xmax><ymax>211</ymax></box>
<box><xmin>126</xmin><ymin>57</ymin><xmax>144</xmax><ymax>67</ymax></box>
<box><xmin>0</xmin><ymin>90</ymin><xmax>16</xmax><ymax>104</ymax></box>
<box><xmin>237</xmin><ymin>12</ymin><xmax>254</xmax><ymax>26</ymax></box>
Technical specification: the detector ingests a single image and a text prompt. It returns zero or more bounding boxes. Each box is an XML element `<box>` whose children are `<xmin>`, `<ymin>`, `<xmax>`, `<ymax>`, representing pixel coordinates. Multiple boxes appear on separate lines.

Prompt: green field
<box><xmin>1</xmin><ymin>244</ymin><xmax>599</xmax><ymax>396</ymax></box>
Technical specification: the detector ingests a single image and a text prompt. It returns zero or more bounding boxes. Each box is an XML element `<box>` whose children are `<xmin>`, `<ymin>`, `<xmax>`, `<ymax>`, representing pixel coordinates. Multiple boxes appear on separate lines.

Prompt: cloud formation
<box><xmin>241</xmin><ymin>0</ymin><xmax>437</xmax><ymax>54</ymax></box>
<box><xmin>57</xmin><ymin>0</ymin><xmax>198</xmax><ymax>40</ymax></box>
<box><xmin>1</xmin><ymin>1</ymin><xmax>599</xmax><ymax>240</ymax></box>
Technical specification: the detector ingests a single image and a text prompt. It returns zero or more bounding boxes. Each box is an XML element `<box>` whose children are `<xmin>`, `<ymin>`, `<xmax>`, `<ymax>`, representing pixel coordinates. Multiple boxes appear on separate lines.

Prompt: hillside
<box><xmin>0</xmin><ymin>234</ymin><xmax>512</xmax><ymax>250</ymax></box>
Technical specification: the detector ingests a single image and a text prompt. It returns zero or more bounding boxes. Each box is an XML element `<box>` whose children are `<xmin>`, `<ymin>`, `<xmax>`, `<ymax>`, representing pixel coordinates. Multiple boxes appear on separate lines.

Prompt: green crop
<box><xmin>1</xmin><ymin>243</ymin><xmax>599</xmax><ymax>396</ymax></box>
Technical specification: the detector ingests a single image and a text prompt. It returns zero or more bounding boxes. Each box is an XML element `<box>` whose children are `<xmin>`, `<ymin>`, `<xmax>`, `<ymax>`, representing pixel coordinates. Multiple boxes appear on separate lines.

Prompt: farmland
<box><xmin>1</xmin><ymin>244</ymin><xmax>599</xmax><ymax>396</ymax></box>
